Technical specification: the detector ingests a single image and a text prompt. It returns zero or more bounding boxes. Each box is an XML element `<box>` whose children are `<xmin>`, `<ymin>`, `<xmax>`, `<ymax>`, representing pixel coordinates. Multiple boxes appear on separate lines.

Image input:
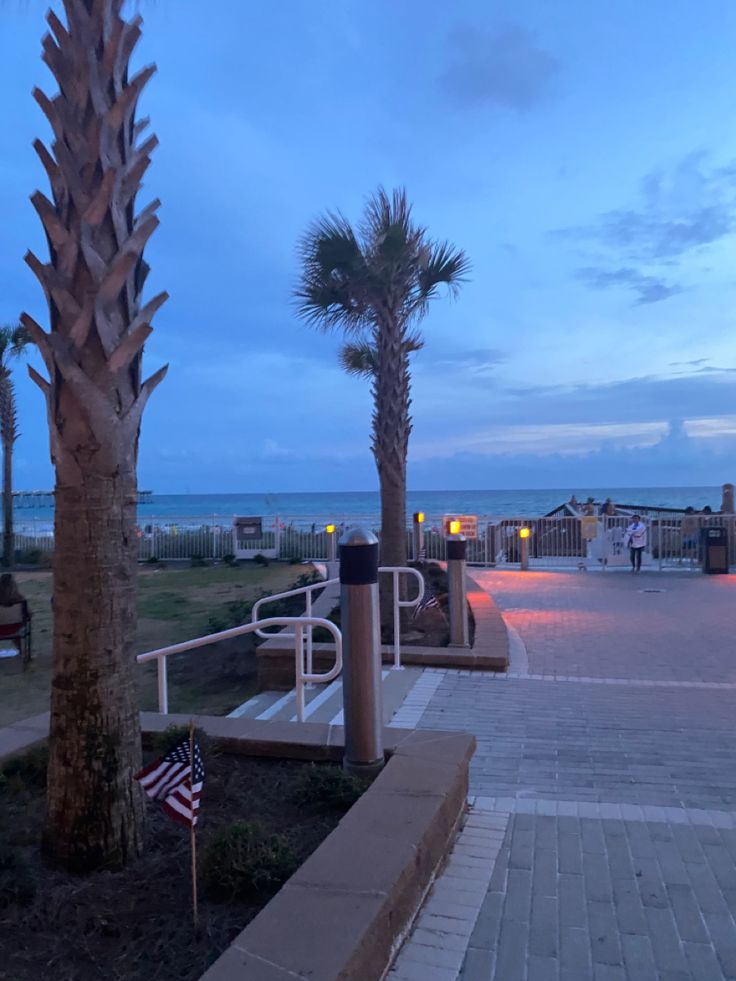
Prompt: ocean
<box><xmin>14</xmin><ymin>486</ymin><xmax>723</xmax><ymax>533</ymax></box>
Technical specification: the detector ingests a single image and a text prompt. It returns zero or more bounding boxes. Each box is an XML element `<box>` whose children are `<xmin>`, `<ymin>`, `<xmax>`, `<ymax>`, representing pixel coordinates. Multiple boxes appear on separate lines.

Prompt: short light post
<box><xmin>339</xmin><ymin>527</ymin><xmax>384</xmax><ymax>778</ymax></box>
<box><xmin>519</xmin><ymin>526</ymin><xmax>530</xmax><ymax>571</ymax></box>
<box><xmin>412</xmin><ymin>511</ymin><xmax>425</xmax><ymax>561</ymax></box>
<box><xmin>326</xmin><ymin>523</ymin><xmax>337</xmax><ymax>562</ymax></box>
<box><xmin>447</xmin><ymin>530</ymin><xmax>469</xmax><ymax>648</ymax></box>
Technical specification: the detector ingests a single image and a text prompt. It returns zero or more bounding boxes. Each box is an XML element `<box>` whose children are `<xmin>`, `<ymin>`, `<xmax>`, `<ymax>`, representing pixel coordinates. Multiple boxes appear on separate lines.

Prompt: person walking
<box><xmin>624</xmin><ymin>515</ymin><xmax>647</xmax><ymax>573</ymax></box>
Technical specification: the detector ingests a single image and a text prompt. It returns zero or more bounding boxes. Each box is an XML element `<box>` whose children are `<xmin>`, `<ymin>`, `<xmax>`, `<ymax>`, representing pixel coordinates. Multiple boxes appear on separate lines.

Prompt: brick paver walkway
<box><xmin>388</xmin><ymin>569</ymin><xmax>736</xmax><ymax>981</ymax></box>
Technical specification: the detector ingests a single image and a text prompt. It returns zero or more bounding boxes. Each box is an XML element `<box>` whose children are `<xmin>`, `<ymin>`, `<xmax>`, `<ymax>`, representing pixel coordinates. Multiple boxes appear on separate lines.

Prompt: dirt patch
<box><xmin>0</xmin><ymin>746</ymin><xmax>355</xmax><ymax>981</ymax></box>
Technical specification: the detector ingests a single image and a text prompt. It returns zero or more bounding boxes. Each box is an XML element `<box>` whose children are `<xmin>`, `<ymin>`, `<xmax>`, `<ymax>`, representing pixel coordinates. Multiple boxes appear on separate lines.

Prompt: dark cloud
<box><xmin>669</xmin><ymin>358</ymin><xmax>709</xmax><ymax>368</ymax></box>
<box><xmin>441</xmin><ymin>24</ymin><xmax>560</xmax><ymax>111</ymax></box>
<box><xmin>560</xmin><ymin>152</ymin><xmax>736</xmax><ymax>305</ymax></box>
<box><xmin>576</xmin><ymin>267</ymin><xmax>683</xmax><ymax>305</ymax></box>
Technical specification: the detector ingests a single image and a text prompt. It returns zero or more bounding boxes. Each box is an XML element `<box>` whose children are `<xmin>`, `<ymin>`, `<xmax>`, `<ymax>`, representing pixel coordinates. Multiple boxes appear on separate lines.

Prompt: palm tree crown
<box><xmin>297</xmin><ymin>187</ymin><xmax>468</xmax><ymax>569</ymax></box>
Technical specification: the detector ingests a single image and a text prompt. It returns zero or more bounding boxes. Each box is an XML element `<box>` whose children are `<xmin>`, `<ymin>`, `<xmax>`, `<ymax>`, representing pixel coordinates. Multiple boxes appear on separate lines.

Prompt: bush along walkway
<box><xmin>387</xmin><ymin>570</ymin><xmax>736</xmax><ymax>981</ymax></box>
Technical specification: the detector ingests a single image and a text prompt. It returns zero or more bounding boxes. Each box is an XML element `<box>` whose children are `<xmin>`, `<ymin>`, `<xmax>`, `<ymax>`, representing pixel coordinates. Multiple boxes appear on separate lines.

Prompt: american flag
<box><xmin>135</xmin><ymin>735</ymin><xmax>205</xmax><ymax>828</ymax></box>
<box><xmin>413</xmin><ymin>587</ymin><xmax>439</xmax><ymax>619</ymax></box>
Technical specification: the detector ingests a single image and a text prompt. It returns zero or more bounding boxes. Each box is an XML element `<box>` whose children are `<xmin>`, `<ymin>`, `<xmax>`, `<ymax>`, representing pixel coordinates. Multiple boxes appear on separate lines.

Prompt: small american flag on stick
<box><xmin>135</xmin><ymin>733</ymin><xmax>205</xmax><ymax>828</ymax></box>
<box><xmin>413</xmin><ymin>587</ymin><xmax>439</xmax><ymax>619</ymax></box>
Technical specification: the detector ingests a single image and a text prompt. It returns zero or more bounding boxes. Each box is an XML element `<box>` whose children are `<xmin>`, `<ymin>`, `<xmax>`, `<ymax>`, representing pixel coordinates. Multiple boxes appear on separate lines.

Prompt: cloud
<box><xmin>669</xmin><ymin>358</ymin><xmax>709</xmax><ymax>368</ymax></box>
<box><xmin>440</xmin><ymin>24</ymin><xmax>560</xmax><ymax>111</ymax></box>
<box><xmin>559</xmin><ymin>152</ymin><xmax>736</xmax><ymax>305</ymax></box>
<box><xmin>576</xmin><ymin>267</ymin><xmax>683</xmax><ymax>304</ymax></box>
<box><xmin>431</xmin><ymin>348</ymin><xmax>507</xmax><ymax>374</ymax></box>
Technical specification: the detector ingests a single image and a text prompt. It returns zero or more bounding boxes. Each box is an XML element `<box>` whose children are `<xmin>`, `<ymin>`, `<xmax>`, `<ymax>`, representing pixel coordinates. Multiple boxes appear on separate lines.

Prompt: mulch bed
<box><xmin>0</xmin><ymin>746</ymin><xmax>350</xmax><ymax>981</ymax></box>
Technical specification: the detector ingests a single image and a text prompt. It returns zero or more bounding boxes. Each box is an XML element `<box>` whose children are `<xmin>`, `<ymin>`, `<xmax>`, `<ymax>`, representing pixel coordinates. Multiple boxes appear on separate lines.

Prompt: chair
<box><xmin>0</xmin><ymin>601</ymin><xmax>32</xmax><ymax>670</ymax></box>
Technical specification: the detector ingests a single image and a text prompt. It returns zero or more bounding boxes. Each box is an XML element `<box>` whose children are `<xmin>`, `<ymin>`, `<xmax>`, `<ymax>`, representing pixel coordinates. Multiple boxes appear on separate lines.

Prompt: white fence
<box><xmin>12</xmin><ymin>512</ymin><xmax>736</xmax><ymax>569</ymax></box>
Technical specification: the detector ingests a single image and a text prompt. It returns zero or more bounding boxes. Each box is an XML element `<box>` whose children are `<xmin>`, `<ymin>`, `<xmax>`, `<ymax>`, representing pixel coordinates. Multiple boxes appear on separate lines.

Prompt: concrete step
<box><xmin>227</xmin><ymin>665</ymin><xmax>424</xmax><ymax>725</ymax></box>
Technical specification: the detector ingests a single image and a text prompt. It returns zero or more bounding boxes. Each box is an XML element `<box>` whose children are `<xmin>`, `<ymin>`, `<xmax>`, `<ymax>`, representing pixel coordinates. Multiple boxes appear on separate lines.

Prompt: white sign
<box><xmin>443</xmin><ymin>514</ymin><xmax>479</xmax><ymax>539</ymax></box>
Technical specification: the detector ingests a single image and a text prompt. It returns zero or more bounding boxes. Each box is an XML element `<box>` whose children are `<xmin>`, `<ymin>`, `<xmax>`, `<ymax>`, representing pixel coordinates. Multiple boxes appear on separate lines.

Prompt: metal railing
<box><xmin>136</xmin><ymin>615</ymin><xmax>342</xmax><ymax>723</ymax></box>
<box><xmin>252</xmin><ymin>566</ymin><xmax>425</xmax><ymax>670</ymax></box>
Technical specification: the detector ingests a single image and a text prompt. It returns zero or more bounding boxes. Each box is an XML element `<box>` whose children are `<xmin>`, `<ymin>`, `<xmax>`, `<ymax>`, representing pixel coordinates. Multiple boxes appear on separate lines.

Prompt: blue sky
<box><xmin>2</xmin><ymin>0</ymin><xmax>736</xmax><ymax>493</ymax></box>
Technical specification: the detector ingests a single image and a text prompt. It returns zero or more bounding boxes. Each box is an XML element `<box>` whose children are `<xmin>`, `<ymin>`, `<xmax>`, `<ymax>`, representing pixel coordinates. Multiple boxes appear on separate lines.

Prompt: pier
<box><xmin>12</xmin><ymin>489</ymin><xmax>153</xmax><ymax>508</ymax></box>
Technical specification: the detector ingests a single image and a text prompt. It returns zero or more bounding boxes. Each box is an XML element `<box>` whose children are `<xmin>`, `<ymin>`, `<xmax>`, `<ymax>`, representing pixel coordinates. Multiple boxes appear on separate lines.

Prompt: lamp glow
<box><xmin>519</xmin><ymin>527</ymin><xmax>531</xmax><ymax>539</ymax></box>
<box><xmin>449</xmin><ymin>519</ymin><xmax>461</xmax><ymax>535</ymax></box>
<box><xmin>414</xmin><ymin>511</ymin><xmax>425</xmax><ymax>524</ymax></box>
<box><xmin>326</xmin><ymin>523</ymin><xmax>336</xmax><ymax>534</ymax></box>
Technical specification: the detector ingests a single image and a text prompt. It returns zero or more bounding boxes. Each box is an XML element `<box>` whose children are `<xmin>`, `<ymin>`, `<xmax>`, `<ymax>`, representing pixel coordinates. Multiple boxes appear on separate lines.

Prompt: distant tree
<box><xmin>0</xmin><ymin>324</ymin><xmax>31</xmax><ymax>567</ymax></box>
<box><xmin>297</xmin><ymin>188</ymin><xmax>468</xmax><ymax>568</ymax></box>
<box><xmin>23</xmin><ymin>0</ymin><xmax>168</xmax><ymax>872</ymax></box>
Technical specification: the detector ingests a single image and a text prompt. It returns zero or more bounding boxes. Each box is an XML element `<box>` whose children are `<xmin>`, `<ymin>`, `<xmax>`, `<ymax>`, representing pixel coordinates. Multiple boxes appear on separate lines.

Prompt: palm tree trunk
<box><xmin>23</xmin><ymin>0</ymin><xmax>167</xmax><ymax>871</ymax></box>
<box><xmin>44</xmin><ymin>471</ymin><xmax>144</xmax><ymax>871</ymax></box>
<box><xmin>2</xmin><ymin>431</ymin><xmax>12</xmax><ymax>569</ymax></box>
<box><xmin>372</xmin><ymin>322</ymin><xmax>410</xmax><ymax>570</ymax></box>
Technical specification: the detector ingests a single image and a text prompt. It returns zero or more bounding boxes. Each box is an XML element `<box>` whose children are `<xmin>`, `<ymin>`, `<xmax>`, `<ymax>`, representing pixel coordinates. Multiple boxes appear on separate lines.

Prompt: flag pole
<box><xmin>189</xmin><ymin>719</ymin><xmax>199</xmax><ymax>935</ymax></box>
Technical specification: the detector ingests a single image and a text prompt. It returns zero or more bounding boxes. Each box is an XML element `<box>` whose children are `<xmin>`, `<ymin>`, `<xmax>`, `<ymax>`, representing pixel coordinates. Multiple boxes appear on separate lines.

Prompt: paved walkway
<box><xmin>388</xmin><ymin>569</ymin><xmax>736</xmax><ymax>981</ymax></box>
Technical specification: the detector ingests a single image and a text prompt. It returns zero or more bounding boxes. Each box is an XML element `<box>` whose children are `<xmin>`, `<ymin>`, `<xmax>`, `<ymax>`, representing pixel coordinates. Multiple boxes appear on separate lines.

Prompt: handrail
<box><xmin>379</xmin><ymin>566</ymin><xmax>425</xmax><ymax>669</ymax></box>
<box><xmin>136</xmin><ymin>615</ymin><xmax>342</xmax><ymax>722</ymax></box>
<box><xmin>252</xmin><ymin>577</ymin><xmax>339</xmax><ymax>678</ymax></box>
<box><xmin>250</xmin><ymin>566</ymin><xmax>426</xmax><ymax>673</ymax></box>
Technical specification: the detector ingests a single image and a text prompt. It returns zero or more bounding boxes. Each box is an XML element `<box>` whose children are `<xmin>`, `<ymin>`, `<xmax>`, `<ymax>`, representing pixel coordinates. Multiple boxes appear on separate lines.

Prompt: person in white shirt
<box><xmin>624</xmin><ymin>515</ymin><xmax>647</xmax><ymax>573</ymax></box>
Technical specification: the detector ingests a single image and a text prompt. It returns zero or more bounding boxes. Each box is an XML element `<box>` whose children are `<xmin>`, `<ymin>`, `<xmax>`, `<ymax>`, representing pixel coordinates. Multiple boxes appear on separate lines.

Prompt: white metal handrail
<box><xmin>378</xmin><ymin>566</ymin><xmax>425</xmax><ymax>669</ymax></box>
<box><xmin>136</xmin><ymin>616</ymin><xmax>342</xmax><ymax>722</ymax></box>
<box><xmin>252</xmin><ymin>578</ymin><xmax>339</xmax><ymax>678</ymax></box>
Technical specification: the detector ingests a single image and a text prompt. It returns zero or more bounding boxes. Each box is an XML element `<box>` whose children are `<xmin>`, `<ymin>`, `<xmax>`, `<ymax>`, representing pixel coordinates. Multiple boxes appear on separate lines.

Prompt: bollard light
<box><xmin>326</xmin><ymin>523</ymin><xmax>336</xmax><ymax>534</ymax></box>
<box><xmin>414</xmin><ymin>511</ymin><xmax>425</xmax><ymax>524</ymax></box>
<box><xmin>519</xmin><ymin>526</ymin><xmax>530</xmax><ymax>570</ymax></box>
<box><xmin>519</xmin><ymin>527</ymin><xmax>531</xmax><ymax>539</ymax></box>
<box><xmin>449</xmin><ymin>519</ymin><xmax>461</xmax><ymax>535</ymax></box>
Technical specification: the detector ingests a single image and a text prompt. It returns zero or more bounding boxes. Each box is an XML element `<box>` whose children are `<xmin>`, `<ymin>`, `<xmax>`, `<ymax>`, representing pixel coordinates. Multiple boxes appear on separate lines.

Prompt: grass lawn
<box><xmin>0</xmin><ymin>562</ymin><xmax>307</xmax><ymax>728</ymax></box>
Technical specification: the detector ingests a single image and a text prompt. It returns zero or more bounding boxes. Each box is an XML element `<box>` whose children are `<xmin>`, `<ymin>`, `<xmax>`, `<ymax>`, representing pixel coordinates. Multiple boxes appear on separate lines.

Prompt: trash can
<box><xmin>701</xmin><ymin>527</ymin><xmax>729</xmax><ymax>574</ymax></box>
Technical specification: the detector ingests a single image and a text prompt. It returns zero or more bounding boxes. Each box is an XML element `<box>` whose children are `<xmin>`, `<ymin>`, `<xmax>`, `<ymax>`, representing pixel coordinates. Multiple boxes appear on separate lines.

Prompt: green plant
<box><xmin>221</xmin><ymin>553</ymin><xmax>237</xmax><ymax>567</ymax></box>
<box><xmin>206</xmin><ymin>599</ymin><xmax>252</xmax><ymax>634</ymax></box>
<box><xmin>1</xmin><ymin>746</ymin><xmax>49</xmax><ymax>788</ymax></box>
<box><xmin>202</xmin><ymin>821</ymin><xmax>296</xmax><ymax>900</ymax></box>
<box><xmin>190</xmin><ymin>554</ymin><xmax>208</xmax><ymax>568</ymax></box>
<box><xmin>253</xmin><ymin>553</ymin><xmax>270</xmax><ymax>567</ymax></box>
<box><xmin>294</xmin><ymin>763</ymin><xmax>369</xmax><ymax>809</ymax></box>
<box><xmin>144</xmin><ymin>555</ymin><xmax>160</xmax><ymax>565</ymax></box>
<box><xmin>0</xmin><ymin>848</ymin><xmax>36</xmax><ymax>909</ymax></box>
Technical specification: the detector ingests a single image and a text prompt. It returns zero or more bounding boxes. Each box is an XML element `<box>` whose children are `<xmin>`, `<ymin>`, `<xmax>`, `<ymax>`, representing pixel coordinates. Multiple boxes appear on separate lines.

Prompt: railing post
<box><xmin>157</xmin><ymin>655</ymin><xmax>168</xmax><ymax>714</ymax></box>
<box><xmin>447</xmin><ymin>533</ymin><xmax>470</xmax><ymax>648</ymax></box>
<box><xmin>339</xmin><ymin>527</ymin><xmax>384</xmax><ymax>777</ymax></box>
<box><xmin>412</xmin><ymin>511</ymin><xmax>425</xmax><ymax>562</ymax></box>
<box><xmin>295</xmin><ymin>622</ymin><xmax>305</xmax><ymax>722</ymax></box>
<box><xmin>392</xmin><ymin>569</ymin><xmax>402</xmax><ymax>669</ymax></box>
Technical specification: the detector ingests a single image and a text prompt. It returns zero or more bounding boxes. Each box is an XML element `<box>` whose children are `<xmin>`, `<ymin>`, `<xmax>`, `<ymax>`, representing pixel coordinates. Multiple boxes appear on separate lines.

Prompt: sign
<box><xmin>233</xmin><ymin>516</ymin><xmax>263</xmax><ymax>541</ymax></box>
<box><xmin>443</xmin><ymin>514</ymin><xmax>478</xmax><ymax>539</ymax></box>
<box><xmin>580</xmin><ymin>516</ymin><xmax>598</xmax><ymax>541</ymax></box>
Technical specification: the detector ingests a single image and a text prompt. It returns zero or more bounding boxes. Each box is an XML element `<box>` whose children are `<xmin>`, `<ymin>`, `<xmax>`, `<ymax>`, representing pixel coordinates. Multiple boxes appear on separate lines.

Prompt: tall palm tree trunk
<box><xmin>373</xmin><ymin>322</ymin><xmax>410</xmax><ymax>570</ymax></box>
<box><xmin>23</xmin><ymin>0</ymin><xmax>167</xmax><ymax>871</ymax></box>
<box><xmin>0</xmin><ymin>380</ymin><xmax>15</xmax><ymax>568</ymax></box>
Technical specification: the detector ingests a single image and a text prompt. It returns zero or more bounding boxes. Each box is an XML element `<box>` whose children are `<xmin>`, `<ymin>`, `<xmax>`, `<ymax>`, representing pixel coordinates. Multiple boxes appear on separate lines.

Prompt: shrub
<box><xmin>202</xmin><ymin>821</ymin><xmax>296</xmax><ymax>900</ymax></box>
<box><xmin>253</xmin><ymin>553</ymin><xmax>270</xmax><ymax>567</ymax></box>
<box><xmin>221</xmin><ymin>553</ymin><xmax>237</xmax><ymax>567</ymax></box>
<box><xmin>0</xmin><ymin>849</ymin><xmax>35</xmax><ymax>909</ymax></box>
<box><xmin>294</xmin><ymin>763</ymin><xmax>369</xmax><ymax>809</ymax></box>
<box><xmin>206</xmin><ymin>599</ymin><xmax>252</xmax><ymax>634</ymax></box>
<box><xmin>144</xmin><ymin>555</ymin><xmax>160</xmax><ymax>565</ymax></box>
<box><xmin>190</xmin><ymin>554</ymin><xmax>208</xmax><ymax>568</ymax></box>
<box><xmin>14</xmin><ymin>548</ymin><xmax>51</xmax><ymax>568</ymax></box>
<box><xmin>1</xmin><ymin>746</ymin><xmax>48</xmax><ymax>788</ymax></box>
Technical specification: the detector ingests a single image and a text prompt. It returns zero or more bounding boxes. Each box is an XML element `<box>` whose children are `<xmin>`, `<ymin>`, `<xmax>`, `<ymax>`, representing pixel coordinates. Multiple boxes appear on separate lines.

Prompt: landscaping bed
<box><xmin>0</xmin><ymin>737</ymin><xmax>364</xmax><ymax>981</ymax></box>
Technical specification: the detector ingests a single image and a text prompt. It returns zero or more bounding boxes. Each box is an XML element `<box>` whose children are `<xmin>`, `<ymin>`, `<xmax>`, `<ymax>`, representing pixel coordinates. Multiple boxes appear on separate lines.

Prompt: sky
<box><xmin>1</xmin><ymin>0</ymin><xmax>736</xmax><ymax>493</ymax></box>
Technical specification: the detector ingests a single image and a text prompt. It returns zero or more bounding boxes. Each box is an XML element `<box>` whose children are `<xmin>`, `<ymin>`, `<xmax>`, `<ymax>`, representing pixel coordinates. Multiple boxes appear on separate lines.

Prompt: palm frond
<box><xmin>417</xmin><ymin>241</ymin><xmax>471</xmax><ymax>301</ymax></box>
<box><xmin>295</xmin><ymin>212</ymin><xmax>370</xmax><ymax>331</ymax></box>
<box><xmin>339</xmin><ymin>342</ymin><xmax>377</xmax><ymax>378</ymax></box>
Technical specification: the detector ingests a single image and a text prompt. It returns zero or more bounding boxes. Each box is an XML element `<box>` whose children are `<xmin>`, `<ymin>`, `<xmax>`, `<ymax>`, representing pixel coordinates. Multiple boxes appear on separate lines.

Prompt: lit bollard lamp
<box><xmin>339</xmin><ymin>527</ymin><xmax>384</xmax><ymax>778</ymax></box>
<box><xmin>326</xmin><ymin>523</ymin><xmax>337</xmax><ymax>562</ymax></box>
<box><xmin>447</xmin><ymin>530</ymin><xmax>470</xmax><ymax>648</ymax></box>
<box><xmin>519</xmin><ymin>526</ymin><xmax>530</xmax><ymax>571</ymax></box>
<box><xmin>412</xmin><ymin>510</ymin><xmax>425</xmax><ymax>561</ymax></box>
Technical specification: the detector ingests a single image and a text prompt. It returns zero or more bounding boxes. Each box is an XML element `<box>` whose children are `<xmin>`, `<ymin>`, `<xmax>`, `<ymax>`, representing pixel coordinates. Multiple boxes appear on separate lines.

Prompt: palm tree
<box><xmin>0</xmin><ymin>325</ymin><xmax>31</xmax><ymax>568</ymax></box>
<box><xmin>297</xmin><ymin>188</ymin><xmax>468</xmax><ymax>569</ymax></box>
<box><xmin>22</xmin><ymin>0</ymin><xmax>168</xmax><ymax>872</ymax></box>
